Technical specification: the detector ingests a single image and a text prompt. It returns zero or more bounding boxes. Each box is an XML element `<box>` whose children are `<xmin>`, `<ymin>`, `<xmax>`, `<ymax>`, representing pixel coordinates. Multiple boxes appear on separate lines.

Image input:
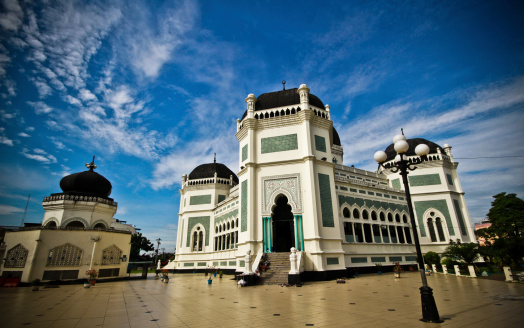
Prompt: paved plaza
<box><xmin>1</xmin><ymin>272</ymin><xmax>523</xmax><ymax>328</ymax></box>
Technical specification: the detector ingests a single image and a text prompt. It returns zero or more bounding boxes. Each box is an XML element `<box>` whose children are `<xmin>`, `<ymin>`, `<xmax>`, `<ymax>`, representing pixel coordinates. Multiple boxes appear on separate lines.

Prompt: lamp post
<box><xmin>374</xmin><ymin>130</ymin><xmax>442</xmax><ymax>323</ymax></box>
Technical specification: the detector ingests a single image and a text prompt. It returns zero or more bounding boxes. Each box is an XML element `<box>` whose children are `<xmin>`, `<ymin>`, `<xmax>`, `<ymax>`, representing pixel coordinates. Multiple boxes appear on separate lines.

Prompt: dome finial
<box><xmin>214</xmin><ymin>153</ymin><xmax>216</xmax><ymax>163</ymax></box>
<box><xmin>282</xmin><ymin>80</ymin><xmax>286</xmax><ymax>90</ymax></box>
<box><xmin>85</xmin><ymin>155</ymin><xmax>97</xmax><ymax>171</ymax></box>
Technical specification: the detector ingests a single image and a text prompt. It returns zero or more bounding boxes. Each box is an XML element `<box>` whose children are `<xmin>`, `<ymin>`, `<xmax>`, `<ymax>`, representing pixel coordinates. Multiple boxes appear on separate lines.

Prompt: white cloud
<box><xmin>0</xmin><ymin>135</ymin><xmax>13</xmax><ymax>146</ymax></box>
<box><xmin>0</xmin><ymin>204</ymin><xmax>24</xmax><ymax>215</ymax></box>
<box><xmin>0</xmin><ymin>0</ymin><xmax>23</xmax><ymax>31</ymax></box>
<box><xmin>21</xmin><ymin>148</ymin><xmax>58</xmax><ymax>164</ymax></box>
<box><xmin>26</xmin><ymin>126</ymin><xmax>35</xmax><ymax>132</ymax></box>
<box><xmin>27</xmin><ymin>101</ymin><xmax>53</xmax><ymax>114</ymax></box>
<box><xmin>18</xmin><ymin>132</ymin><xmax>30</xmax><ymax>137</ymax></box>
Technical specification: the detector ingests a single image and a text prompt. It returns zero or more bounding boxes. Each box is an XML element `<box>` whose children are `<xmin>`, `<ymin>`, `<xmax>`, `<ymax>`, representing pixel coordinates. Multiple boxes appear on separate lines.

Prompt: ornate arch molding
<box><xmin>47</xmin><ymin>243</ymin><xmax>83</xmax><ymax>266</ymax></box>
<box><xmin>261</xmin><ymin>174</ymin><xmax>302</xmax><ymax>216</ymax></box>
<box><xmin>423</xmin><ymin>208</ymin><xmax>448</xmax><ymax>242</ymax></box>
<box><xmin>62</xmin><ymin>217</ymin><xmax>89</xmax><ymax>228</ymax></box>
<box><xmin>43</xmin><ymin>217</ymin><xmax>59</xmax><ymax>227</ymax></box>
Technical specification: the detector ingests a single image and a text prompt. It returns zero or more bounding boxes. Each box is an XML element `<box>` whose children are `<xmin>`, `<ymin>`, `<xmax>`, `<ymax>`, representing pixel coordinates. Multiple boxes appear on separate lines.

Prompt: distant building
<box><xmin>474</xmin><ymin>219</ymin><xmax>492</xmax><ymax>246</ymax></box>
<box><xmin>167</xmin><ymin>84</ymin><xmax>476</xmax><ymax>279</ymax></box>
<box><xmin>0</xmin><ymin>159</ymin><xmax>135</xmax><ymax>283</ymax></box>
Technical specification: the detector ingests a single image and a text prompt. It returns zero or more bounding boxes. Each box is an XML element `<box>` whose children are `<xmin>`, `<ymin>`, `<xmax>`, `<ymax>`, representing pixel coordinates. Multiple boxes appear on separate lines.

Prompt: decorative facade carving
<box><xmin>261</xmin><ymin>174</ymin><xmax>302</xmax><ymax>215</ymax></box>
<box><xmin>4</xmin><ymin>244</ymin><xmax>28</xmax><ymax>268</ymax></box>
<box><xmin>47</xmin><ymin>243</ymin><xmax>83</xmax><ymax>267</ymax></box>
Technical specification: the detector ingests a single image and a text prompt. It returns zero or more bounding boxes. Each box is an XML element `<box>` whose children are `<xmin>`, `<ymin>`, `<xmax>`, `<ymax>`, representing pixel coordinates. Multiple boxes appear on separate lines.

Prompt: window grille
<box><xmin>102</xmin><ymin>245</ymin><xmax>122</xmax><ymax>265</ymax></box>
<box><xmin>5</xmin><ymin>244</ymin><xmax>28</xmax><ymax>268</ymax></box>
<box><xmin>47</xmin><ymin>243</ymin><xmax>83</xmax><ymax>267</ymax></box>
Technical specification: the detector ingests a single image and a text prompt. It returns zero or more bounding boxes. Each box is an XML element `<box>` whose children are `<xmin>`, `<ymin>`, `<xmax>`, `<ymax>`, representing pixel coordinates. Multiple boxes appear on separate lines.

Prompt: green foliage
<box><xmin>423</xmin><ymin>251</ymin><xmax>441</xmax><ymax>265</ymax></box>
<box><xmin>477</xmin><ymin>193</ymin><xmax>524</xmax><ymax>267</ymax></box>
<box><xmin>441</xmin><ymin>258</ymin><xmax>460</xmax><ymax>269</ymax></box>
<box><xmin>442</xmin><ymin>239</ymin><xmax>479</xmax><ymax>265</ymax></box>
<box><xmin>130</xmin><ymin>232</ymin><xmax>154</xmax><ymax>261</ymax></box>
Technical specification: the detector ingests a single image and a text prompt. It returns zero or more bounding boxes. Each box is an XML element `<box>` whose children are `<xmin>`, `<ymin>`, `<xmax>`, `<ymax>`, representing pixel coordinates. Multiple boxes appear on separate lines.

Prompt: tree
<box><xmin>130</xmin><ymin>232</ymin><xmax>154</xmax><ymax>261</ymax></box>
<box><xmin>423</xmin><ymin>251</ymin><xmax>441</xmax><ymax>266</ymax></box>
<box><xmin>477</xmin><ymin>193</ymin><xmax>524</xmax><ymax>267</ymax></box>
<box><xmin>442</xmin><ymin>239</ymin><xmax>479</xmax><ymax>266</ymax></box>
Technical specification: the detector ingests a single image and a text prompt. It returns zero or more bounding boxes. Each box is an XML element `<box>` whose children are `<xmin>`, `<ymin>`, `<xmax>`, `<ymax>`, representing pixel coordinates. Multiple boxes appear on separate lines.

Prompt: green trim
<box><xmin>314</xmin><ymin>135</ymin><xmax>326</xmax><ymax>152</ymax></box>
<box><xmin>184</xmin><ymin>263</ymin><xmax>194</xmax><ymax>267</ymax></box>
<box><xmin>185</xmin><ymin>216</ymin><xmax>210</xmax><ymax>247</ymax></box>
<box><xmin>318</xmin><ymin>173</ymin><xmax>334</xmax><ymax>227</ymax></box>
<box><xmin>197</xmin><ymin>262</ymin><xmax>207</xmax><ymax>266</ymax></box>
<box><xmin>414</xmin><ymin>200</ymin><xmax>454</xmax><ymax>237</ymax></box>
<box><xmin>218</xmin><ymin>195</ymin><xmax>226</xmax><ymax>203</ymax></box>
<box><xmin>220</xmin><ymin>261</ymin><xmax>227</xmax><ymax>266</ymax></box>
<box><xmin>405</xmin><ymin>256</ymin><xmax>417</xmax><ymax>262</ymax></box>
<box><xmin>446</xmin><ymin>174</ymin><xmax>453</xmax><ymax>185</ymax></box>
<box><xmin>389</xmin><ymin>256</ymin><xmax>402</xmax><ymax>262</ymax></box>
<box><xmin>392</xmin><ymin>179</ymin><xmax>401</xmax><ymax>190</ymax></box>
<box><xmin>453</xmin><ymin>199</ymin><xmax>467</xmax><ymax>235</ymax></box>
<box><xmin>242</xmin><ymin>144</ymin><xmax>248</xmax><ymax>162</ymax></box>
<box><xmin>326</xmin><ymin>257</ymin><xmax>339</xmax><ymax>265</ymax></box>
<box><xmin>215</xmin><ymin>209</ymin><xmax>238</xmax><ymax>224</ymax></box>
<box><xmin>229</xmin><ymin>261</ymin><xmax>236</xmax><ymax>266</ymax></box>
<box><xmin>351</xmin><ymin>257</ymin><xmax>367</xmax><ymax>263</ymax></box>
<box><xmin>338</xmin><ymin>195</ymin><xmax>408</xmax><ymax>214</ymax></box>
<box><xmin>190</xmin><ymin>195</ymin><xmax>212</xmax><ymax>205</ymax></box>
<box><xmin>408</xmin><ymin>174</ymin><xmax>441</xmax><ymax>186</ymax></box>
<box><xmin>239</xmin><ymin>260</ymin><xmax>245</xmax><ymax>267</ymax></box>
<box><xmin>241</xmin><ymin>180</ymin><xmax>248</xmax><ymax>232</ymax></box>
<box><xmin>261</xmin><ymin>134</ymin><xmax>298</xmax><ymax>154</ymax></box>
<box><xmin>371</xmin><ymin>257</ymin><xmax>386</xmax><ymax>263</ymax></box>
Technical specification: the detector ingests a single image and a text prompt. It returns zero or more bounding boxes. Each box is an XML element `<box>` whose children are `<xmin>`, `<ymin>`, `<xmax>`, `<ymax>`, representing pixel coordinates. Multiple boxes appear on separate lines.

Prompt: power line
<box><xmin>454</xmin><ymin>156</ymin><xmax>524</xmax><ymax>159</ymax></box>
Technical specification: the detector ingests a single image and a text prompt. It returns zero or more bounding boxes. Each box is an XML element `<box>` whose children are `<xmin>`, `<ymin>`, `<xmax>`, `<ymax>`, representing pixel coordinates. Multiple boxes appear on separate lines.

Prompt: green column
<box><xmin>263</xmin><ymin>217</ymin><xmax>267</xmax><ymax>253</ymax></box>
<box><xmin>299</xmin><ymin>215</ymin><xmax>304</xmax><ymax>251</ymax></box>
<box><xmin>268</xmin><ymin>216</ymin><xmax>272</xmax><ymax>253</ymax></box>
<box><xmin>294</xmin><ymin>215</ymin><xmax>299</xmax><ymax>250</ymax></box>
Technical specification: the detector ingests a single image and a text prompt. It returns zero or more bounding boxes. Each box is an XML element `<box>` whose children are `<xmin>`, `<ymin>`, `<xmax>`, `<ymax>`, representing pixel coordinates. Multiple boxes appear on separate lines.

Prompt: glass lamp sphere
<box><xmin>394</xmin><ymin>154</ymin><xmax>402</xmax><ymax>162</ymax></box>
<box><xmin>374</xmin><ymin>151</ymin><xmax>387</xmax><ymax>163</ymax></box>
<box><xmin>392</xmin><ymin>134</ymin><xmax>407</xmax><ymax>144</ymax></box>
<box><xmin>394</xmin><ymin>140</ymin><xmax>409</xmax><ymax>153</ymax></box>
<box><xmin>415</xmin><ymin>143</ymin><xmax>430</xmax><ymax>156</ymax></box>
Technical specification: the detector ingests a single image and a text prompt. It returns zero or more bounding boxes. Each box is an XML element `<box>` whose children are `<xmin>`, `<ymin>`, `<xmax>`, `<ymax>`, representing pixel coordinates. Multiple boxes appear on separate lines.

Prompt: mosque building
<box><xmin>0</xmin><ymin>158</ymin><xmax>135</xmax><ymax>283</ymax></box>
<box><xmin>169</xmin><ymin>83</ymin><xmax>476</xmax><ymax>280</ymax></box>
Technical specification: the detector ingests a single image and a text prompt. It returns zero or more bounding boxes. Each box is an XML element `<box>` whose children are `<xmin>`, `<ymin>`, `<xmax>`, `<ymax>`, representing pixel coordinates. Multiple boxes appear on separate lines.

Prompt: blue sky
<box><xmin>1</xmin><ymin>0</ymin><xmax>523</xmax><ymax>252</ymax></box>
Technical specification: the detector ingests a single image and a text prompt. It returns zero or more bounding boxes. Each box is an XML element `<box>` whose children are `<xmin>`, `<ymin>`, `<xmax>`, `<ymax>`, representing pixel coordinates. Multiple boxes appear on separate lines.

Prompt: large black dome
<box><xmin>59</xmin><ymin>169</ymin><xmax>112</xmax><ymax>198</ymax></box>
<box><xmin>242</xmin><ymin>88</ymin><xmax>325</xmax><ymax>120</ymax></box>
<box><xmin>189</xmin><ymin>162</ymin><xmax>239</xmax><ymax>184</ymax></box>
<box><xmin>333</xmin><ymin>127</ymin><xmax>341</xmax><ymax>146</ymax></box>
<box><xmin>384</xmin><ymin>138</ymin><xmax>443</xmax><ymax>161</ymax></box>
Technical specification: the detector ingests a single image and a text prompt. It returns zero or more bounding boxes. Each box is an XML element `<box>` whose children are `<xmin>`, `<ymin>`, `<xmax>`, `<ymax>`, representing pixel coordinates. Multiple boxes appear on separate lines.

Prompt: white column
<box><xmin>468</xmin><ymin>265</ymin><xmax>476</xmax><ymax>278</ymax></box>
<box><xmin>454</xmin><ymin>265</ymin><xmax>461</xmax><ymax>276</ymax></box>
<box><xmin>289</xmin><ymin>247</ymin><xmax>298</xmax><ymax>274</ymax></box>
<box><xmin>432</xmin><ymin>264</ymin><xmax>437</xmax><ymax>273</ymax></box>
<box><xmin>442</xmin><ymin>264</ymin><xmax>448</xmax><ymax>274</ymax></box>
<box><xmin>244</xmin><ymin>250</ymin><xmax>252</xmax><ymax>275</ymax></box>
<box><xmin>503</xmin><ymin>266</ymin><xmax>513</xmax><ymax>282</ymax></box>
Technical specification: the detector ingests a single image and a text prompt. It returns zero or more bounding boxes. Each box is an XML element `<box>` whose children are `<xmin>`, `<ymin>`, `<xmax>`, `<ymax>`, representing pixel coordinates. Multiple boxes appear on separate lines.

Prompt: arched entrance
<box><xmin>271</xmin><ymin>195</ymin><xmax>295</xmax><ymax>252</ymax></box>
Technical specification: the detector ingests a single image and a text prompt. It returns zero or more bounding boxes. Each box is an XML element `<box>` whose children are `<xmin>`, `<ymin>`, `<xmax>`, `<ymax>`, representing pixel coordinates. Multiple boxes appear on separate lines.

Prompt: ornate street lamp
<box><xmin>374</xmin><ymin>130</ymin><xmax>442</xmax><ymax>323</ymax></box>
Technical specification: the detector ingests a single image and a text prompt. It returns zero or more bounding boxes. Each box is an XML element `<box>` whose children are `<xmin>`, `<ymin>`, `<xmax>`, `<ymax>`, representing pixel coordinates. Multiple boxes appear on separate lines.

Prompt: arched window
<box><xmin>353</xmin><ymin>209</ymin><xmax>360</xmax><ymax>219</ymax></box>
<box><xmin>388</xmin><ymin>213</ymin><xmax>393</xmax><ymax>222</ymax></box>
<box><xmin>435</xmin><ymin>218</ymin><xmax>445</xmax><ymax>241</ymax></box>
<box><xmin>427</xmin><ymin>218</ymin><xmax>437</xmax><ymax>242</ymax></box>
<box><xmin>93</xmin><ymin>223</ymin><xmax>106</xmax><ymax>230</ymax></box>
<box><xmin>362</xmin><ymin>210</ymin><xmax>369</xmax><ymax>220</ymax></box>
<box><xmin>102</xmin><ymin>245</ymin><xmax>122</xmax><ymax>265</ymax></box>
<box><xmin>193</xmin><ymin>231</ymin><xmax>198</xmax><ymax>251</ymax></box>
<box><xmin>45</xmin><ymin>221</ymin><xmax>57</xmax><ymax>228</ymax></box>
<box><xmin>371</xmin><ymin>211</ymin><xmax>377</xmax><ymax>221</ymax></box>
<box><xmin>227</xmin><ymin>222</ymin><xmax>230</xmax><ymax>230</ymax></box>
<box><xmin>403</xmin><ymin>214</ymin><xmax>408</xmax><ymax>223</ymax></box>
<box><xmin>343</xmin><ymin>208</ymin><xmax>350</xmax><ymax>218</ymax></box>
<box><xmin>198</xmin><ymin>231</ymin><xmax>203</xmax><ymax>251</ymax></box>
<box><xmin>395</xmin><ymin>214</ymin><xmax>400</xmax><ymax>222</ymax></box>
<box><xmin>5</xmin><ymin>244</ymin><xmax>28</xmax><ymax>268</ymax></box>
<box><xmin>379</xmin><ymin>212</ymin><xmax>385</xmax><ymax>221</ymax></box>
<box><xmin>65</xmin><ymin>220</ymin><xmax>85</xmax><ymax>229</ymax></box>
<box><xmin>47</xmin><ymin>243</ymin><xmax>82</xmax><ymax>266</ymax></box>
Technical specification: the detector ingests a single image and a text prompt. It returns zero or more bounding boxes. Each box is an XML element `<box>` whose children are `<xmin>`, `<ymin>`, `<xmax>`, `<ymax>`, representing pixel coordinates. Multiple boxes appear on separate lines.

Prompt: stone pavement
<box><xmin>1</xmin><ymin>271</ymin><xmax>523</xmax><ymax>327</ymax></box>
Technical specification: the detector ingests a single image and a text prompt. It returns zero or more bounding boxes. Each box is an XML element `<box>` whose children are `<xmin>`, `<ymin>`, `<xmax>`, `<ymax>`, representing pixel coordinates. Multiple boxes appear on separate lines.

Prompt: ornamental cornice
<box><xmin>314</xmin><ymin>158</ymin><xmax>335</xmax><ymax>168</ymax></box>
<box><xmin>310</xmin><ymin>115</ymin><xmax>333</xmax><ymax>130</ymax></box>
<box><xmin>255</xmin><ymin>115</ymin><xmax>301</xmax><ymax>131</ymax></box>
<box><xmin>235</xmin><ymin>126</ymin><xmax>248</xmax><ymax>141</ymax></box>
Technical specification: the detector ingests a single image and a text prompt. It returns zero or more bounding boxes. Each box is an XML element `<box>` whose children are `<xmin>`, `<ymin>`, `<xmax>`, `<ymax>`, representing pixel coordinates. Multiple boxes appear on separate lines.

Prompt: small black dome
<box><xmin>384</xmin><ymin>138</ymin><xmax>443</xmax><ymax>161</ymax></box>
<box><xmin>59</xmin><ymin>169</ymin><xmax>112</xmax><ymax>198</ymax></box>
<box><xmin>188</xmin><ymin>162</ymin><xmax>239</xmax><ymax>184</ymax></box>
<box><xmin>333</xmin><ymin>127</ymin><xmax>341</xmax><ymax>146</ymax></box>
<box><xmin>242</xmin><ymin>88</ymin><xmax>325</xmax><ymax>120</ymax></box>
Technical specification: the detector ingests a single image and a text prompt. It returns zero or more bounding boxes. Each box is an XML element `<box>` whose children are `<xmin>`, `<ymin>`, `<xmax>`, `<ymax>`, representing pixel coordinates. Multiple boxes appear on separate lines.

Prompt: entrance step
<box><xmin>261</xmin><ymin>252</ymin><xmax>291</xmax><ymax>285</ymax></box>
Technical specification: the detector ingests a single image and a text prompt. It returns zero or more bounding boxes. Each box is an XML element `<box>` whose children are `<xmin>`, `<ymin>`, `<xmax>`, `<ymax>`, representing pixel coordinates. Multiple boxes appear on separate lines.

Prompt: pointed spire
<box><xmin>214</xmin><ymin>153</ymin><xmax>216</xmax><ymax>163</ymax></box>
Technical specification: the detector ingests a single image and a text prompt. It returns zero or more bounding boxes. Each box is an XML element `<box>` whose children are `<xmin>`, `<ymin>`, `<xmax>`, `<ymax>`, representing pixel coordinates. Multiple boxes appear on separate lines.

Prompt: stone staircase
<box><xmin>261</xmin><ymin>252</ymin><xmax>291</xmax><ymax>285</ymax></box>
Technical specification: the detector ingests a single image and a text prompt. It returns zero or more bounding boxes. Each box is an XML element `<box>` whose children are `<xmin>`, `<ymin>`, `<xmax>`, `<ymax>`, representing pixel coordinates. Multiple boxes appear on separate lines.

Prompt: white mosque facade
<box><xmin>169</xmin><ymin>84</ymin><xmax>475</xmax><ymax>279</ymax></box>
